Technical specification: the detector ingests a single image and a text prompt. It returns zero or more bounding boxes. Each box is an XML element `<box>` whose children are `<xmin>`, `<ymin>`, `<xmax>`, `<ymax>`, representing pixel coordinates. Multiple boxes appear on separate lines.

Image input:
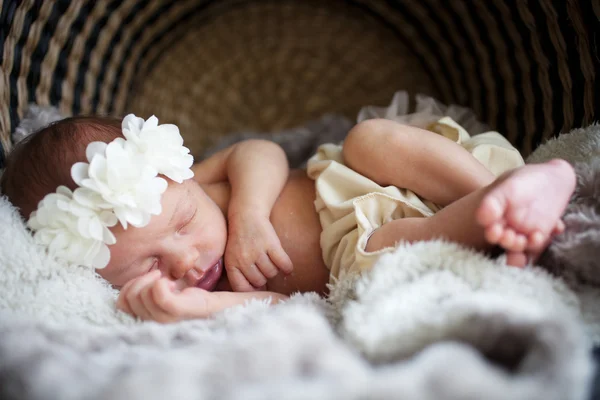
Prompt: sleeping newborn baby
<box><xmin>0</xmin><ymin>112</ymin><xmax>575</xmax><ymax>323</ymax></box>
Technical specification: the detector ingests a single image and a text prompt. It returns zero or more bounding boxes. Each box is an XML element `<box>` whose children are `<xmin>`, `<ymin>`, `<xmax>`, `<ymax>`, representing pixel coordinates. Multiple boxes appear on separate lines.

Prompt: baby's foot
<box><xmin>476</xmin><ymin>159</ymin><xmax>576</xmax><ymax>266</ymax></box>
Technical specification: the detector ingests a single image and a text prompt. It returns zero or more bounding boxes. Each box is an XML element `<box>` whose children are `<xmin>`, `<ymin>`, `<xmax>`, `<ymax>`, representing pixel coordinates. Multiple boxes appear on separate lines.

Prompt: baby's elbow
<box><xmin>240</xmin><ymin>138</ymin><xmax>284</xmax><ymax>155</ymax></box>
<box><xmin>233</xmin><ymin>139</ymin><xmax>288</xmax><ymax>168</ymax></box>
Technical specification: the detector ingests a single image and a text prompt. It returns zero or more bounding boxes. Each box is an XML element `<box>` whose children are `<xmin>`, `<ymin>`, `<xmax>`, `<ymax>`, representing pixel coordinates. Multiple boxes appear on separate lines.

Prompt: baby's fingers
<box><xmin>268</xmin><ymin>247</ymin><xmax>293</xmax><ymax>275</ymax></box>
<box><xmin>140</xmin><ymin>278</ymin><xmax>180</xmax><ymax>323</ymax></box>
<box><xmin>255</xmin><ymin>253</ymin><xmax>279</xmax><ymax>279</ymax></box>
<box><xmin>152</xmin><ymin>278</ymin><xmax>203</xmax><ymax>320</ymax></box>
<box><xmin>116</xmin><ymin>279</ymin><xmax>136</xmax><ymax>315</ymax></box>
<box><xmin>227</xmin><ymin>265</ymin><xmax>266</xmax><ymax>292</ymax></box>
<box><xmin>122</xmin><ymin>270</ymin><xmax>161</xmax><ymax>320</ymax></box>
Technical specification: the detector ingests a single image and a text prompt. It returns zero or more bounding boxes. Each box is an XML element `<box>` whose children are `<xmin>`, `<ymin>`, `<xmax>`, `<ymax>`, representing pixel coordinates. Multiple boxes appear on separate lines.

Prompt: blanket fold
<box><xmin>330</xmin><ymin>241</ymin><xmax>590</xmax><ymax>400</ymax></box>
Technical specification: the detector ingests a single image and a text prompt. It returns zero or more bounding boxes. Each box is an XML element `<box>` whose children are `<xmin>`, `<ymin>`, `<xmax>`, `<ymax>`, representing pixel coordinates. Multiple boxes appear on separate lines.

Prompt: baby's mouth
<box><xmin>193</xmin><ymin>259</ymin><xmax>223</xmax><ymax>292</ymax></box>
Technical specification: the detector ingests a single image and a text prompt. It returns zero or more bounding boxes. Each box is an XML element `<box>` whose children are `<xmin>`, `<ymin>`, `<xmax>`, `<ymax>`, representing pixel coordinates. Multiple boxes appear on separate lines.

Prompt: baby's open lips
<box><xmin>192</xmin><ymin>259</ymin><xmax>223</xmax><ymax>291</ymax></box>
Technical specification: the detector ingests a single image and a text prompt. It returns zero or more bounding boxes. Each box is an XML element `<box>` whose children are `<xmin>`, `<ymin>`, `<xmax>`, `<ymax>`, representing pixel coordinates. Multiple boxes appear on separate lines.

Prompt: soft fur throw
<box><xmin>0</xmin><ymin>107</ymin><xmax>599</xmax><ymax>400</ymax></box>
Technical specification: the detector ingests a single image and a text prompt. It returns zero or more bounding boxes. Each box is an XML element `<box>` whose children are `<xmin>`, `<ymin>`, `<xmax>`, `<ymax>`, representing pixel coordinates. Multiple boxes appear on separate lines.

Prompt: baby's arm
<box><xmin>192</xmin><ymin>140</ymin><xmax>293</xmax><ymax>291</ymax></box>
<box><xmin>117</xmin><ymin>270</ymin><xmax>288</xmax><ymax>323</ymax></box>
<box><xmin>192</xmin><ymin>139</ymin><xmax>289</xmax><ymax>190</ymax></box>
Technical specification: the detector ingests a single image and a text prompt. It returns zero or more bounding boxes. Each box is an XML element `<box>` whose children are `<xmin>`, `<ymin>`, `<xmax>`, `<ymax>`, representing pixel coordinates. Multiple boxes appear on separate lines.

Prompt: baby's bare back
<box><xmin>206</xmin><ymin>170</ymin><xmax>330</xmax><ymax>296</ymax></box>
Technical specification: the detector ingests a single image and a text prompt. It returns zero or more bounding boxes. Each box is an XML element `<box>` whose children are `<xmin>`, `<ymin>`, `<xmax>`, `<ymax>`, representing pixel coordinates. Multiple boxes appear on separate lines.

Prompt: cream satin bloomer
<box><xmin>306</xmin><ymin>94</ymin><xmax>524</xmax><ymax>281</ymax></box>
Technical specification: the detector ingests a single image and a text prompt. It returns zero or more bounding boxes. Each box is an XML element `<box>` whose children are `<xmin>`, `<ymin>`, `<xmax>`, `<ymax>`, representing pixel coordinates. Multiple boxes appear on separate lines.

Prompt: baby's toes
<box><xmin>526</xmin><ymin>222</ymin><xmax>564</xmax><ymax>252</ymax></box>
<box><xmin>527</xmin><ymin>230</ymin><xmax>548</xmax><ymax>252</ymax></box>
<box><xmin>506</xmin><ymin>251</ymin><xmax>528</xmax><ymax>268</ymax></box>
<box><xmin>484</xmin><ymin>222</ymin><xmax>504</xmax><ymax>244</ymax></box>
<box><xmin>511</xmin><ymin>233</ymin><xmax>528</xmax><ymax>252</ymax></box>
<box><xmin>476</xmin><ymin>195</ymin><xmax>505</xmax><ymax>227</ymax></box>
<box><xmin>499</xmin><ymin>229</ymin><xmax>528</xmax><ymax>252</ymax></box>
<box><xmin>499</xmin><ymin>228</ymin><xmax>519</xmax><ymax>250</ymax></box>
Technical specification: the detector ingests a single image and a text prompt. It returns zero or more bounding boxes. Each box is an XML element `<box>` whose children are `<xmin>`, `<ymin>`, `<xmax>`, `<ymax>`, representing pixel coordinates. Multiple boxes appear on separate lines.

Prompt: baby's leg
<box><xmin>366</xmin><ymin>180</ymin><xmax>493</xmax><ymax>254</ymax></box>
<box><xmin>476</xmin><ymin>159</ymin><xmax>576</xmax><ymax>256</ymax></box>
<box><xmin>366</xmin><ymin>160</ymin><xmax>575</xmax><ymax>267</ymax></box>
<box><xmin>343</xmin><ymin>119</ymin><xmax>496</xmax><ymax>206</ymax></box>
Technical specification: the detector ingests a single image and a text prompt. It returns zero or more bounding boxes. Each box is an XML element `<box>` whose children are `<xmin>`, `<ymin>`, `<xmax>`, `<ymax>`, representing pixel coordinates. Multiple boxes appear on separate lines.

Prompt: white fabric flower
<box><xmin>28</xmin><ymin>113</ymin><xmax>194</xmax><ymax>270</ymax></box>
<box><xmin>71</xmin><ymin>139</ymin><xmax>168</xmax><ymax>229</ymax></box>
<box><xmin>27</xmin><ymin>186</ymin><xmax>117</xmax><ymax>269</ymax></box>
<box><xmin>121</xmin><ymin>114</ymin><xmax>194</xmax><ymax>183</ymax></box>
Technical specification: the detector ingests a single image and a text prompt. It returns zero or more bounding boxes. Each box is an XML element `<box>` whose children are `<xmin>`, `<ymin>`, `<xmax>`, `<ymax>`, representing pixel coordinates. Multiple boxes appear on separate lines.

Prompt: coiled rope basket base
<box><xmin>1</xmin><ymin>0</ymin><xmax>598</xmax><ymax>166</ymax></box>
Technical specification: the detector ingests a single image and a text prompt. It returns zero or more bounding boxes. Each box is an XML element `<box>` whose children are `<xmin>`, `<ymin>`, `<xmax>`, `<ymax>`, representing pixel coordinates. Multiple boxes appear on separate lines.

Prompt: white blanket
<box><xmin>1</xmin><ymin>117</ymin><xmax>599</xmax><ymax>400</ymax></box>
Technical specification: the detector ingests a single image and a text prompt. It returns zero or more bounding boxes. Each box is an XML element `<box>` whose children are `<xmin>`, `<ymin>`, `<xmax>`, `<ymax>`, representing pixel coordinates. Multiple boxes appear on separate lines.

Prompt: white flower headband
<box><xmin>27</xmin><ymin>114</ymin><xmax>194</xmax><ymax>269</ymax></box>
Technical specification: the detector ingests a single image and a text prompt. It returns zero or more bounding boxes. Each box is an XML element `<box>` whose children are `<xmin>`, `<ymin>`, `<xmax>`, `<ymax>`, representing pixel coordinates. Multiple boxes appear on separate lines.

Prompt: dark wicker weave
<box><xmin>0</xmin><ymin>0</ymin><xmax>598</xmax><ymax>168</ymax></box>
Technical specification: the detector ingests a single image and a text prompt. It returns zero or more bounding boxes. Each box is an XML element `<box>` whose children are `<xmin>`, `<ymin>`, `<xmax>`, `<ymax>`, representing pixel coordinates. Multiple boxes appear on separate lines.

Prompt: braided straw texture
<box><xmin>0</xmin><ymin>0</ymin><xmax>598</xmax><ymax>166</ymax></box>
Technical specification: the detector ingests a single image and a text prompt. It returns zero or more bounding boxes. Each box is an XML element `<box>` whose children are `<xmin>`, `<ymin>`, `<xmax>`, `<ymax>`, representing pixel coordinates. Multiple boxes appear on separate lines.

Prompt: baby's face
<box><xmin>97</xmin><ymin>179</ymin><xmax>227</xmax><ymax>291</ymax></box>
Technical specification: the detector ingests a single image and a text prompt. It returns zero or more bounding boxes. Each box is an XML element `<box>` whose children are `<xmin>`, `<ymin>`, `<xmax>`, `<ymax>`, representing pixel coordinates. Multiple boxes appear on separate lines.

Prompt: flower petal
<box><xmin>73</xmin><ymin>188</ymin><xmax>101</xmax><ymax>209</ymax></box>
<box><xmin>102</xmin><ymin>226</ymin><xmax>116</xmax><ymax>245</ymax></box>
<box><xmin>114</xmin><ymin>208</ymin><xmax>133</xmax><ymax>229</ymax></box>
<box><xmin>81</xmin><ymin>240</ymin><xmax>101</xmax><ymax>267</ymax></box>
<box><xmin>153</xmin><ymin>177</ymin><xmax>168</xmax><ymax>193</ymax></box>
<box><xmin>65</xmin><ymin>240</ymin><xmax>86</xmax><ymax>263</ymax></box>
<box><xmin>124</xmin><ymin>208</ymin><xmax>146</xmax><ymax>227</ymax></box>
<box><xmin>87</xmin><ymin>156</ymin><xmax>107</xmax><ymax>183</ymax></box>
<box><xmin>77</xmin><ymin>217</ymin><xmax>91</xmax><ymax>238</ymax></box>
<box><xmin>122</xmin><ymin>114</ymin><xmax>144</xmax><ymax>138</ymax></box>
<box><xmin>86</xmin><ymin>141</ymin><xmax>107</xmax><ymax>162</ymax></box>
<box><xmin>48</xmin><ymin>232</ymin><xmax>69</xmax><ymax>254</ymax></box>
<box><xmin>99</xmin><ymin>210</ymin><xmax>118</xmax><ymax>227</ymax></box>
<box><xmin>56</xmin><ymin>186</ymin><xmax>73</xmax><ymax>197</ymax></box>
<box><xmin>160</xmin><ymin>124</ymin><xmax>183</xmax><ymax>145</ymax></box>
<box><xmin>27</xmin><ymin>212</ymin><xmax>40</xmax><ymax>230</ymax></box>
<box><xmin>88</xmin><ymin>217</ymin><xmax>104</xmax><ymax>241</ymax></box>
<box><xmin>71</xmin><ymin>162</ymin><xmax>90</xmax><ymax>186</ymax></box>
<box><xmin>144</xmin><ymin>115</ymin><xmax>159</xmax><ymax>131</ymax></box>
<box><xmin>56</xmin><ymin>198</ymin><xmax>71</xmax><ymax>212</ymax></box>
<box><xmin>92</xmin><ymin>243</ymin><xmax>111</xmax><ymax>269</ymax></box>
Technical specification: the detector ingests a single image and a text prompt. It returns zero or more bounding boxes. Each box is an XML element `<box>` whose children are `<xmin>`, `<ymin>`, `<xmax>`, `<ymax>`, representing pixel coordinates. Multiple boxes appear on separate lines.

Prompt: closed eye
<box><xmin>177</xmin><ymin>207</ymin><xmax>197</xmax><ymax>233</ymax></box>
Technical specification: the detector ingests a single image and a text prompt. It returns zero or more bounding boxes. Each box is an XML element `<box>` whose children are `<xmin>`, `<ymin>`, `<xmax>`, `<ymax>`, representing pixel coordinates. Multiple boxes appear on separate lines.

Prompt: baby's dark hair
<box><xmin>1</xmin><ymin>116</ymin><xmax>123</xmax><ymax>220</ymax></box>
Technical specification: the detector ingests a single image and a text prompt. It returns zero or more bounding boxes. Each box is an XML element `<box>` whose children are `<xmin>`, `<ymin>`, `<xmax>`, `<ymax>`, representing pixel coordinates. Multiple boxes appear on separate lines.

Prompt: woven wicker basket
<box><xmin>1</xmin><ymin>0</ymin><xmax>598</xmax><ymax>167</ymax></box>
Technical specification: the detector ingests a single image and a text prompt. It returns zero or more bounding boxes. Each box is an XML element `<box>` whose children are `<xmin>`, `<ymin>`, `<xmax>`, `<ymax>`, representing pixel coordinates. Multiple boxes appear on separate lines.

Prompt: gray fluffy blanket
<box><xmin>1</xmin><ymin>106</ymin><xmax>599</xmax><ymax>400</ymax></box>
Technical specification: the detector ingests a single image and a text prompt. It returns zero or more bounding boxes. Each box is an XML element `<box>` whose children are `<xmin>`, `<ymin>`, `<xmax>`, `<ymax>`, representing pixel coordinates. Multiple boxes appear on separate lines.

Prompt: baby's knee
<box><xmin>343</xmin><ymin>119</ymin><xmax>388</xmax><ymax>161</ymax></box>
<box><xmin>346</xmin><ymin>119</ymin><xmax>388</xmax><ymax>143</ymax></box>
<box><xmin>343</xmin><ymin>119</ymin><xmax>413</xmax><ymax>162</ymax></box>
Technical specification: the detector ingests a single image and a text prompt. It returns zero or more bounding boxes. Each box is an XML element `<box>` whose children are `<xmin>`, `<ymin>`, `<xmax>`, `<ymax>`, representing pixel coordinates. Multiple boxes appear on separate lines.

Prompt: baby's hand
<box><xmin>116</xmin><ymin>270</ymin><xmax>288</xmax><ymax>323</ymax></box>
<box><xmin>225</xmin><ymin>211</ymin><xmax>293</xmax><ymax>292</ymax></box>
<box><xmin>116</xmin><ymin>270</ymin><xmax>213</xmax><ymax>323</ymax></box>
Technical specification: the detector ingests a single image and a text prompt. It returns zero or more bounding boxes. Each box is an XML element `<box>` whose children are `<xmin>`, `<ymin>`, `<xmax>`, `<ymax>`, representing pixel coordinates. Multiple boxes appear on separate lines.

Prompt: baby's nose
<box><xmin>169</xmin><ymin>252</ymin><xmax>197</xmax><ymax>280</ymax></box>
